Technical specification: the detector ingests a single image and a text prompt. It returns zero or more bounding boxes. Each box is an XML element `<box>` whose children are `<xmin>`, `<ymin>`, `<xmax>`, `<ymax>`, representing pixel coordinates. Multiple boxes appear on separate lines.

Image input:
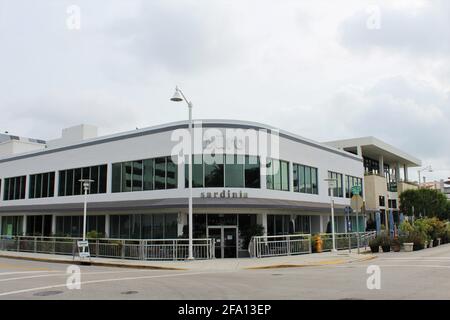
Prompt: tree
<box><xmin>399</xmin><ymin>188</ymin><xmax>449</xmax><ymax>220</ymax></box>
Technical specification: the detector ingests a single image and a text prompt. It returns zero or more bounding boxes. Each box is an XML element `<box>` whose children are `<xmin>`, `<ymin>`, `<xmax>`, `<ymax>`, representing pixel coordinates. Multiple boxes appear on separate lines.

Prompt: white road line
<box><xmin>0</xmin><ymin>271</ymin><xmax>212</xmax><ymax>297</ymax></box>
<box><xmin>0</xmin><ymin>269</ymin><xmax>173</xmax><ymax>282</ymax></box>
<box><xmin>378</xmin><ymin>257</ymin><xmax>450</xmax><ymax>260</ymax></box>
<box><xmin>379</xmin><ymin>264</ymin><xmax>450</xmax><ymax>269</ymax></box>
<box><xmin>0</xmin><ymin>271</ymin><xmax>58</xmax><ymax>276</ymax></box>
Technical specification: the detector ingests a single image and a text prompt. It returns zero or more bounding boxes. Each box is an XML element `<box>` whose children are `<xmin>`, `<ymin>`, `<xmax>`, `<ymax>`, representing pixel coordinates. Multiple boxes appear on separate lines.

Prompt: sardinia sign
<box><xmin>200</xmin><ymin>190</ymin><xmax>248</xmax><ymax>199</ymax></box>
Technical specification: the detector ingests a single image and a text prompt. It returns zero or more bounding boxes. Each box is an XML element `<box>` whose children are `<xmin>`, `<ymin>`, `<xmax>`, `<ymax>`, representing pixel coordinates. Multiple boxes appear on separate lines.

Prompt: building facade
<box><xmin>0</xmin><ymin>120</ymin><xmax>366</xmax><ymax>258</ymax></box>
<box><xmin>325</xmin><ymin>137</ymin><xmax>421</xmax><ymax>229</ymax></box>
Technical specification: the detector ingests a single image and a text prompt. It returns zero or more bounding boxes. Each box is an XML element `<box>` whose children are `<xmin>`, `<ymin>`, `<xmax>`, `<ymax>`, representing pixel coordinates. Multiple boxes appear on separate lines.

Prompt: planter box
<box><xmin>370</xmin><ymin>245</ymin><xmax>380</xmax><ymax>253</ymax></box>
<box><xmin>403</xmin><ymin>243</ymin><xmax>413</xmax><ymax>252</ymax></box>
<box><xmin>381</xmin><ymin>245</ymin><xmax>390</xmax><ymax>253</ymax></box>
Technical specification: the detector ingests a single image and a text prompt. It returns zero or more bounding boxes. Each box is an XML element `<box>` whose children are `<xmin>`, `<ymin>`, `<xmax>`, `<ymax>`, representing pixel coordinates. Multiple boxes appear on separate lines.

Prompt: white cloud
<box><xmin>0</xmin><ymin>0</ymin><xmax>449</xmax><ymax>181</ymax></box>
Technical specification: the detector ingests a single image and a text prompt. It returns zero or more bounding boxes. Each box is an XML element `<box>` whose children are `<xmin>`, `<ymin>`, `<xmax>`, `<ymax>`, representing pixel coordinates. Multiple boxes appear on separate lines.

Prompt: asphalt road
<box><xmin>0</xmin><ymin>244</ymin><xmax>449</xmax><ymax>300</ymax></box>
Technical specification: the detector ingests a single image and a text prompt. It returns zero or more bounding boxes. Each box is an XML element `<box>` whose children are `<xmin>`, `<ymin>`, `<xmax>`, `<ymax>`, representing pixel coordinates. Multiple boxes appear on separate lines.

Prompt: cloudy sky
<box><xmin>0</xmin><ymin>0</ymin><xmax>449</xmax><ymax>181</ymax></box>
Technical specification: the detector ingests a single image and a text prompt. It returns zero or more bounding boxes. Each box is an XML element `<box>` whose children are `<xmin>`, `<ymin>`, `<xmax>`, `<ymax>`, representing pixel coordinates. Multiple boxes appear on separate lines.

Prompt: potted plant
<box><xmin>369</xmin><ymin>236</ymin><xmax>380</xmax><ymax>253</ymax></box>
<box><xmin>391</xmin><ymin>238</ymin><xmax>401</xmax><ymax>252</ymax></box>
<box><xmin>380</xmin><ymin>235</ymin><xmax>391</xmax><ymax>253</ymax></box>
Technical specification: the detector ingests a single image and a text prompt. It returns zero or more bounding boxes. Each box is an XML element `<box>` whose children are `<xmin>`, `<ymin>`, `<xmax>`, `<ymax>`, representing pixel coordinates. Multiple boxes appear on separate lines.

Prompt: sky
<box><xmin>0</xmin><ymin>0</ymin><xmax>449</xmax><ymax>182</ymax></box>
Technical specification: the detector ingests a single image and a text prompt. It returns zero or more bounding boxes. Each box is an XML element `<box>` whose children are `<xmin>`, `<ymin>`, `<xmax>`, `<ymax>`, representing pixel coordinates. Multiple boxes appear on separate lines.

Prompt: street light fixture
<box><xmin>170</xmin><ymin>86</ymin><xmax>194</xmax><ymax>260</ymax></box>
<box><xmin>418</xmin><ymin>165</ymin><xmax>433</xmax><ymax>188</ymax></box>
<box><xmin>79</xmin><ymin>179</ymin><xmax>94</xmax><ymax>241</ymax></box>
<box><xmin>324</xmin><ymin>178</ymin><xmax>337</xmax><ymax>252</ymax></box>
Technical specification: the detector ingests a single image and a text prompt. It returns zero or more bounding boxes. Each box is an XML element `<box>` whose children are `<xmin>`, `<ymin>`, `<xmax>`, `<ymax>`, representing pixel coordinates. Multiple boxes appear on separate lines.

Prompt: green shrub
<box><xmin>369</xmin><ymin>236</ymin><xmax>381</xmax><ymax>247</ymax></box>
<box><xmin>86</xmin><ymin>230</ymin><xmax>103</xmax><ymax>239</ymax></box>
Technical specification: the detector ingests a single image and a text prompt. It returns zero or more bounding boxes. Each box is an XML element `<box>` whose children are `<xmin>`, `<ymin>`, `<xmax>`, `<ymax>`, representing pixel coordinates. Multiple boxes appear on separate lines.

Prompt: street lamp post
<box><xmin>79</xmin><ymin>179</ymin><xmax>94</xmax><ymax>241</ymax></box>
<box><xmin>324</xmin><ymin>178</ymin><xmax>337</xmax><ymax>252</ymax></box>
<box><xmin>417</xmin><ymin>165</ymin><xmax>432</xmax><ymax>188</ymax></box>
<box><xmin>171</xmin><ymin>86</ymin><xmax>194</xmax><ymax>260</ymax></box>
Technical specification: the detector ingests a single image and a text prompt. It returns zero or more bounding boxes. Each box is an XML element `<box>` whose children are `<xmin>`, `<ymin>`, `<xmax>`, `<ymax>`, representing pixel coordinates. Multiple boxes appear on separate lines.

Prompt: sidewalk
<box><xmin>0</xmin><ymin>249</ymin><xmax>376</xmax><ymax>271</ymax></box>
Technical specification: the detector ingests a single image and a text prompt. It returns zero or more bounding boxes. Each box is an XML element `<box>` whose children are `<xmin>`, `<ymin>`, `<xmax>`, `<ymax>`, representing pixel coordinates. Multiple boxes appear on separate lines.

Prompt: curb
<box><xmin>0</xmin><ymin>253</ymin><xmax>186</xmax><ymax>271</ymax></box>
<box><xmin>245</xmin><ymin>255</ymin><xmax>377</xmax><ymax>270</ymax></box>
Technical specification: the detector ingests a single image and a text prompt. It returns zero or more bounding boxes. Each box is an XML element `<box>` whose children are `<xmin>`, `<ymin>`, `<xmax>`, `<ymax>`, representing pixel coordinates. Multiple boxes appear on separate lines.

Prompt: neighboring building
<box><xmin>0</xmin><ymin>120</ymin><xmax>365</xmax><ymax>258</ymax></box>
<box><xmin>422</xmin><ymin>179</ymin><xmax>450</xmax><ymax>200</ymax></box>
<box><xmin>325</xmin><ymin>137</ymin><xmax>421</xmax><ymax>228</ymax></box>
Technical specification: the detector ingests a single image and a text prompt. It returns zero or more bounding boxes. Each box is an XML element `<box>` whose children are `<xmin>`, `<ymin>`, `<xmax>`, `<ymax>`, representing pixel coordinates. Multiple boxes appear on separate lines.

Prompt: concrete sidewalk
<box><xmin>0</xmin><ymin>250</ymin><xmax>376</xmax><ymax>271</ymax></box>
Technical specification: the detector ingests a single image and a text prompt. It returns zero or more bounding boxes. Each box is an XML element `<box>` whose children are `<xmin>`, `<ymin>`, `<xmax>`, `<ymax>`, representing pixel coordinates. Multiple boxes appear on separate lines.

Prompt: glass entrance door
<box><xmin>223</xmin><ymin>227</ymin><xmax>237</xmax><ymax>258</ymax></box>
<box><xmin>208</xmin><ymin>227</ymin><xmax>222</xmax><ymax>259</ymax></box>
<box><xmin>207</xmin><ymin>226</ymin><xmax>238</xmax><ymax>258</ymax></box>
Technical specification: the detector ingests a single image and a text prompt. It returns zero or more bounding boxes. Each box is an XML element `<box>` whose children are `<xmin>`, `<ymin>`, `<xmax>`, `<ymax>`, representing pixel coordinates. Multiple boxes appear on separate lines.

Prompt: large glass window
<box><xmin>185</xmin><ymin>154</ymin><xmax>261</xmax><ymax>189</ymax></box>
<box><xmin>266</xmin><ymin>158</ymin><xmax>289</xmax><ymax>191</ymax></box>
<box><xmin>245</xmin><ymin>155</ymin><xmax>260</xmax><ymax>188</ymax></box>
<box><xmin>113</xmin><ymin>157</ymin><xmax>176</xmax><ymax>193</ymax></box>
<box><xmin>328</xmin><ymin>171</ymin><xmax>344</xmax><ymax>198</ymax></box>
<box><xmin>225</xmin><ymin>155</ymin><xmax>244</xmax><ymax>187</ymax></box>
<box><xmin>143</xmin><ymin>159</ymin><xmax>154</xmax><ymax>190</ymax></box>
<box><xmin>55</xmin><ymin>215</ymin><xmax>105</xmax><ymax>237</ymax></box>
<box><xmin>108</xmin><ymin>214</ymin><xmax>178</xmax><ymax>239</ymax></box>
<box><xmin>58</xmin><ymin>165</ymin><xmax>107</xmax><ymax>196</ymax></box>
<box><xmin>293</xmin><ymin>164</ymin><xmax>318</xmax><ymax>195</ymax></box>
<box><xmin>1</xmin><ymin>216</ymin><xmax>23</xmax><ymax>236</ymax></box>
<box><xmin>26</xmin><ymin>215</ymin><xmax>52</xmax><ymax>236</ymax></box>
<box><xmin>345</xmin><ymin>175</ymin><xmax>363</xmax><ymax>198</ymax></box>
<box><xmin>267</xmin><ymin>215</ymin><xmax>292</xmax><ymax>235</ymax></box>
<box><xmin>3</xmin><ymin>176</ymin><xmax>26</xmax><ymax>201</ymax></box>
<box><xmin>204</xmin><ymin>154</ymin><xmax>224</xmax><ymax>188</ymax></box>
<box><xmin>29</xmin><ymin>172</ymin><xmax>55</xmax><ymax>199</ymax></box>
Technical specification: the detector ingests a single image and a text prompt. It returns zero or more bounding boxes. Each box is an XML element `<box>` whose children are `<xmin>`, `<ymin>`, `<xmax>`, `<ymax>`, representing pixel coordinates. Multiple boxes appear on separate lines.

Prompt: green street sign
<box><xmin>351</xmin><ymin>185</ymin><xmax>362</xmax><ymax>195</ymax></box>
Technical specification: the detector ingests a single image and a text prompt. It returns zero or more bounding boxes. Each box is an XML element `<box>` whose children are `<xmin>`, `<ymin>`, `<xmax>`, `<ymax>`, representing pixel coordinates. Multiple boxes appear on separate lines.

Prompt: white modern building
<box><xmin>0</xmin><ymin>120</ymin><xmax>365</xmax><ymax>258</ymax></box>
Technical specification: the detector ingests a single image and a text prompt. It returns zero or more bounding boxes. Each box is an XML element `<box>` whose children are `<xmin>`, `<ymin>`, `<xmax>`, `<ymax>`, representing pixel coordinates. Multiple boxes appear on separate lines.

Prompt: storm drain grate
<box><xmin>121</xmin><ymin>291</ymin><xmax>139</xmax><ymax>295</ymax></box>
<box><xmin>33</xmin><ymin>290</ymin><xmax>64</xmax><ymax>297</ymax></box>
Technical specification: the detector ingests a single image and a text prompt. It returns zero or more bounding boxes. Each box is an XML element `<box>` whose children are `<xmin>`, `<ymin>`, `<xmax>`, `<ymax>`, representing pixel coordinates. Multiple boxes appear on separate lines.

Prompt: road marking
<box><xmin>0</xmin><ymin>262</ymin><xmax>53</xmax><ymax>272</ymax></box>
<box><xmin>0</xmin><ymin>271</ymin><xmax>212</xmax><ymax>297</ymax></box>
<box><xmin>380</xmin><ymin>264</ymin><xmax>450</xmax><ymax>269</ymax></box>
<box><xmin>0</xmin><ymin>269</ymin><xmax>176</xmax><ymax>282</ymax></box>
<box><xmin>377</xmin><ymin>257</ymin><xmax>450</xmax><ymax>260</ymax></box>
<box><xmin>0</xmin><ymin>271</ymin><xmax>58</xmax><ymax>276</ymax></box>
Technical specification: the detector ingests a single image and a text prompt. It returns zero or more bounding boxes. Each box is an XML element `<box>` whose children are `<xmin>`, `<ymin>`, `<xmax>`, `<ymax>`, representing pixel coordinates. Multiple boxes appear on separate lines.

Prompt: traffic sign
<box><xmin>351</xmin><ymin>194</ymin><xmax>363</xmax><ymax>211</ymax></box>
<box><xmin>351</xmin><ymin>185</ymin><xmax>362</xmax><ymax>196</ymax></box>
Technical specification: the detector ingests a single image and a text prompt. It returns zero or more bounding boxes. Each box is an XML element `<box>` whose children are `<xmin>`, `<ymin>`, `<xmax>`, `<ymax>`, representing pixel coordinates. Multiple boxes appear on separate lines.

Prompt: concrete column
<box><xmin>178</xmin><ymin>160</ymin><xmax>185</xmax><ymax>189</ymax></box>
<box><xmin>257</xmin><ymin>213</ymin><xmax>268</xmax><ymax>236</ymax></box>
<box><xmin>404</xmin><ymin>164</ymin><xmax>409</xmax><ymax>182</ymax></box>
<box><xmin>22</xmin><ymin>215</ymin><xmax>27</xmax><ymax>236</ymax></box>
<box><xmin>177</xmin><ymin>212</ymin><xmax>187</xmax><ymax>237</ymax></box>
<box><xmin>289</xmin><ymin>162</ymin><xmax>294</xmax><ymax>192</ymax></box>
<box><xmin>356</xmin><ymin>145</ymin><xmax>362</xmax><ymax>156</ymax></box>
<box><xmin>378</xmin><ymin>155</ymin><xmax>384</xmax><ymax>177</ymax></box>
<box><xmin>319</xmin><ymin>215</ymin><xmax>324</xmax><ymax>233</ymax></box>
<box><xmin>395</xmin><ymin>162</ymin><xmax>401</xmax><ymax>182</ymax></box>
<box><xmin>54</xmin><ymin>171</ymin><xmax>59</xmax><ymax>197</ymax></box>
<box><xmin>51</xmin><ymin>215</ymin><xmax>56</xmax><ymax>235</ymax></box>
<box><xmin>106</xmin><ymin>163</ymin><xmax>113</xmax><ymax>193</ymax></box>
<box><xmin>105</xmin><ymin>214</ymin><xmax>110</xmax><ymax>237</ymax></box>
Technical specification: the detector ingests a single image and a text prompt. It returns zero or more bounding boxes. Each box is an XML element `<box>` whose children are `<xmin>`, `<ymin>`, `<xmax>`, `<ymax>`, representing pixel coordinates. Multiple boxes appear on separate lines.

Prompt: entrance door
<box><xmin>207</xmin><ymin>226</ymin><xmax>238</xmax><ymax>258</ymax></box>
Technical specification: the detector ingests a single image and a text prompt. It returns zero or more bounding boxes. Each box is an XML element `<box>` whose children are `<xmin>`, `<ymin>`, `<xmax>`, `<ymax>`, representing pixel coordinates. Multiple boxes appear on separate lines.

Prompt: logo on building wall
<box><xmin>200</xmin><ymin>190</ymin><xmax>248</xmax><ymax>199</ymax></box>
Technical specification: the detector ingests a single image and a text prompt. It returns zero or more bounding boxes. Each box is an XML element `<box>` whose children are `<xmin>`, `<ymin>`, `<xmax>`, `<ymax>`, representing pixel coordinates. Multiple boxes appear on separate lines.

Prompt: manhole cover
<box><xmin>33</xmin><ymin>290</ymin><xmax>64</xmax><ymax>297</ymax></box>
<box><xmin>121</xmin><ymin>291</ymin><xmax>139</xmax><ymax>295</ymax></box>
<box><xmin>271</xmin><ymin>274</ymin><xmax>283</xmax><ymax>276</ymax></box>
<box><xmin>339</xmin><ymin>298</ymin><xmax>365</xmax><ymax>300</ymax></box>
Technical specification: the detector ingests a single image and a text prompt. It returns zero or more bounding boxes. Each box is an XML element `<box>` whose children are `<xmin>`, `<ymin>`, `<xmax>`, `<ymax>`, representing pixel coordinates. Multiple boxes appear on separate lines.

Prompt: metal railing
<box><xmin>249</xmin><ymin>234</ymin><xmax>312</xmax><ymax>258</ymax></box>
<box><xmin>248</xmin><ymin>231</ymin><xmax>377</xmax><ymax>258</ymax></box>
<box><xmin>0</xmin><ymin>236</ymin><xmax>214</xmax><ymax>261</ymax></box>
<box><xmin>319</xmin><ymin>231</ymin><xmax>377</xmax><ymax>252</ymax></box>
